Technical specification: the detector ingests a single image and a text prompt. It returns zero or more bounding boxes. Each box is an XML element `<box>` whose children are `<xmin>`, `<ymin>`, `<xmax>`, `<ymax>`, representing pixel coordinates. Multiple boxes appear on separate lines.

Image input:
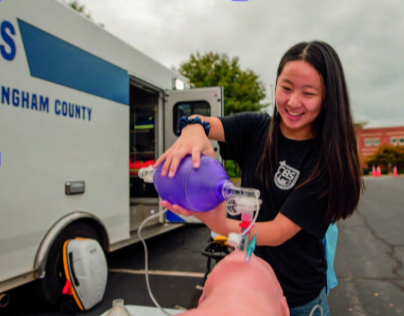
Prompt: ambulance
<box><xmin>0</xmin><ymin>0</ymin><xmax>223</xmax><ymax>306</ymax></box>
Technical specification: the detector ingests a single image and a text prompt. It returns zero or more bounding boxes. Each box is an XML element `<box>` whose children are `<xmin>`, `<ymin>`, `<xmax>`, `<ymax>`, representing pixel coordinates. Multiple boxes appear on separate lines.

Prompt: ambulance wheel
<box><xmin>39</xmin><ymin>221</ymin><xmax>101</xmax><ymax>307</ymax></box>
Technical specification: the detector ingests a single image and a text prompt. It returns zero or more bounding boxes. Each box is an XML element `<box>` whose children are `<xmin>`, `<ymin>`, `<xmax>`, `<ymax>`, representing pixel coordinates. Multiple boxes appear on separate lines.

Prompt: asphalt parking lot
<box><xmin>4</xmin><ymin>176</ymin><xmax>404</xmax><ymax>316</ymax></box>
<box><xmin>327</xmin><ymin>177</ymin><xmax>404</xmax><ymax>316</ymax></box>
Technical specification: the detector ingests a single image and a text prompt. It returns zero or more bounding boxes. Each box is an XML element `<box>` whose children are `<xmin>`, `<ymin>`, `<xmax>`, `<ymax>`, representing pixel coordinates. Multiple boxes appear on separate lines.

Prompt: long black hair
<box><xmin>257</xmin><ymin>41</ymin><xmax>364</xmax><ymax>225</ymax></box>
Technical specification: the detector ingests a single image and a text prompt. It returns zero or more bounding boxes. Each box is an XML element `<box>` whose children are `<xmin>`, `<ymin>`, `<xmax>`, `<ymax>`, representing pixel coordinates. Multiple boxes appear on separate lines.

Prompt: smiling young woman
<box><xmin>258</xmin><ymin>42</ymin><xmax>363</xmax><ymax>227</ymax></box>
<box><xmin>155</xmin><ymin>41</ymin><xmax>365</xmax><ymax>316</ymax></box>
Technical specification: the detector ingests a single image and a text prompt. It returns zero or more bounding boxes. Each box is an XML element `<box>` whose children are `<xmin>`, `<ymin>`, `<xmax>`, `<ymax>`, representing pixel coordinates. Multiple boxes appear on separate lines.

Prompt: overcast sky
<box><xmin>74</xmin><ymin>0</ymin><xmax>404</xmax><ymax>128</ymax></box>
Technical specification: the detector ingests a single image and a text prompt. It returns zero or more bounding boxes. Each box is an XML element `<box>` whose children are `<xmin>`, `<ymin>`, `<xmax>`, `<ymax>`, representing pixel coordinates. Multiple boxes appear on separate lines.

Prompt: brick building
<box><xmin>355</xmin><ymin>124</ymin><xmax>404</xmax><ymax>169</ymax></box>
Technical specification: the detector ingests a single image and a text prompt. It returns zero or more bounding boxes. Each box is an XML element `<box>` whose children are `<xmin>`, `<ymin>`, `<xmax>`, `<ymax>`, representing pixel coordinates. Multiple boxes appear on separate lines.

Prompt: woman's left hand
<box><xmin>160</xmin><ymin>200</ymin><xmax>195</xmax><ymax>217</ymax></box>
<box><xmin>160</xmin><ymin>200</ymin><xmax>229</xmax><ymax>236</ymax></box>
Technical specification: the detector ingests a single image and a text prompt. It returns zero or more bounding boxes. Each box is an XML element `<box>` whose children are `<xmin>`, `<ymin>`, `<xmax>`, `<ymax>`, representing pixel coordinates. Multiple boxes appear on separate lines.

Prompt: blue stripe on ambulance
<box><xmin>17</xmin><ymin>19</ymin><xmax>129</xmax><ymax>105</ymax></box>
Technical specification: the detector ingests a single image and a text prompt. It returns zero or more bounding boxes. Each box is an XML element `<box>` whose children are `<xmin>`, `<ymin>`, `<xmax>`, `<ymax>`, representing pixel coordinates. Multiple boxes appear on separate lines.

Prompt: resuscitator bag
<box><xmin>139</xmin><ymin>155</ymin><xmax>261</xmax><ymax>216</ymax></box>
<box><xmin>140</xmin><ymin>155</ymin><xmax>232</xmax><ymax>212</ymax></box>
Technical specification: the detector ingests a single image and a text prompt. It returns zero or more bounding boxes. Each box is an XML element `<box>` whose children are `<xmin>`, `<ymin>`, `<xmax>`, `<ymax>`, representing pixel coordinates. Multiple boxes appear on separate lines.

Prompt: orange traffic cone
<box><xmin>393</xmin><ymin>166</ymin><xmax>398</xmax><ymax>177</ymax></box>
<box><xmin>372</xmin><ymin>165</ymin><xmax>377</xmax><ymax>177</ymax></box>
<box><xmin>377</xmin><ymin>166</ymin><xmax>382</xmax><ymax>177</ymax></box>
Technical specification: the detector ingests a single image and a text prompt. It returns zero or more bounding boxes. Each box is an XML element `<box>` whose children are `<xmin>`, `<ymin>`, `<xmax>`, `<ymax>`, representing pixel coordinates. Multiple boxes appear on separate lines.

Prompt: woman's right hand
<box><xmin>154</xmin><ymin>123</ymin><xmax>215</xmax><ymax>177</ymax></box>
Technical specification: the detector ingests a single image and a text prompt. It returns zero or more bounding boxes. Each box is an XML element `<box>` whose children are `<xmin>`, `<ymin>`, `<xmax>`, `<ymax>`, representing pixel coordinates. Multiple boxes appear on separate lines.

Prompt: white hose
<box><xmin>138</xmin><ymin>209</ymin><xmax>171</xmax><ymax>316</ymax></box>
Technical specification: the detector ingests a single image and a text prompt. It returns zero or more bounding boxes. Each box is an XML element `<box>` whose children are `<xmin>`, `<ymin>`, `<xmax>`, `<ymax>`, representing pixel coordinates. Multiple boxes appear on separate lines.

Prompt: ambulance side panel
<box><xmin>0</xmin><ymin>0</ymin><xmax>186</xmax><ymax>284</ymax></box>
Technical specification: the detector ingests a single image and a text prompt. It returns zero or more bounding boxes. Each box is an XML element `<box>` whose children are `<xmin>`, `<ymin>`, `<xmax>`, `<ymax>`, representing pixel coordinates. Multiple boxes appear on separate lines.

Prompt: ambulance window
<box><xmin>173</xmin><ymin>101</ymin><xmax>211</xmax><ymax>134</ymax></box>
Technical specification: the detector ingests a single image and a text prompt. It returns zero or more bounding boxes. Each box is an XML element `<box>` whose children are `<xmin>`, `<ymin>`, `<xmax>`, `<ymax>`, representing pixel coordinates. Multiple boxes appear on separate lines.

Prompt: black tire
<box><xmin>39</xmin><ymin>221</ymin><xmax>102</xmax><ymax>307</ymax></box>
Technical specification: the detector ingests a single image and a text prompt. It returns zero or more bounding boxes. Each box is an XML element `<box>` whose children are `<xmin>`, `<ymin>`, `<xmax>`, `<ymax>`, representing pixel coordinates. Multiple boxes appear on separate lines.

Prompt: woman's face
<box><xmin>275</xmin><ymin>60</ymin><xmax>324</xmax><ymax>140</ymax></box>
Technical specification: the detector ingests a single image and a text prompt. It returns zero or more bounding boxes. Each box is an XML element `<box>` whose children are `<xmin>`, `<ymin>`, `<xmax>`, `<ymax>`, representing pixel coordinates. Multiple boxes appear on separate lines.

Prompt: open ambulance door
<box><xmin>163</xmin><ymin>87</ymin><xmax>224</xmax><ymax>223</ymax></box>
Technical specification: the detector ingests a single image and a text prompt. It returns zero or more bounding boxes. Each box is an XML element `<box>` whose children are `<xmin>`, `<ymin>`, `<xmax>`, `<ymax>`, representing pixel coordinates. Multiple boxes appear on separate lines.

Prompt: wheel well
<box><xmin>34</xmin><ymin>212</ymin><xmax>110</xmax><ymax>279</ymax></box>
<box><xmin>77</xmin><ymin>218</ymin><xmax>110</xmax><ymax>252</ymax></box>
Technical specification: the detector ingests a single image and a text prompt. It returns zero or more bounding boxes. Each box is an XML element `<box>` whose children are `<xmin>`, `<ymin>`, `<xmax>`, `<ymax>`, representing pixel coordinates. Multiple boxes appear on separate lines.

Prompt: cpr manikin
<box><xmin>182</xmin><ymin>250</ymin><xmax>290</xmax><ymax>316</ymax></box>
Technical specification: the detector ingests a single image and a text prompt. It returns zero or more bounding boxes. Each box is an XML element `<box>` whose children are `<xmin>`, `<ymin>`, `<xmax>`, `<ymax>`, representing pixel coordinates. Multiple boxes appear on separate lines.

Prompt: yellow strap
<box><xmin>214</xmin><ymin>236</ymin><xmax>229</xmax><ymax>246</ymax></box>
<box><xmin>62</xmin><ymin>239</ymin><xmax>85</xmax><ymax>311</ymax></box>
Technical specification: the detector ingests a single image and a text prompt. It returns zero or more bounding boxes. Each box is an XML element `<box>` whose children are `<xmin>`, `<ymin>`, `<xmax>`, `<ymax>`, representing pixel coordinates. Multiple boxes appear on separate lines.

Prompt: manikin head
<box><xmin>184</xmin><ymin>250</ymin><xmax>289</xmax><ymax>316</ymax></box>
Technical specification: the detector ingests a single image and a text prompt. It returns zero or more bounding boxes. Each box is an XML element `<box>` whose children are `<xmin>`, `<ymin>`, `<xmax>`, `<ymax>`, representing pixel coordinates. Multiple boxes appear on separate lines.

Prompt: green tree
<box><xmin>67</xmin><ymin>1</ymin><xmax>91</xmax><ymax>19</ymax></box>
<box><xmin>365</xmin><ymin>144</ymin><xmax>404</xmax><ymax>173</ymax></box>
<box><xmin>175</xmin><ymin>52</ymin><xmax>268</xmax><ymax>116</ymax></box>
<box><xmin>64</xmin><ymin>1</ymin><xmax>104</xmax><ymax>27</ymax></box>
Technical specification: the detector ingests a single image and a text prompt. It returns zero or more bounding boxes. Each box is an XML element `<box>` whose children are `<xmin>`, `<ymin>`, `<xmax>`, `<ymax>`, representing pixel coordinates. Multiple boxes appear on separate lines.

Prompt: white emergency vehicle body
<box><xmin>0</xmin><ymin>0</ymin><xmax>223</xmax><ymax>298</ymax></box>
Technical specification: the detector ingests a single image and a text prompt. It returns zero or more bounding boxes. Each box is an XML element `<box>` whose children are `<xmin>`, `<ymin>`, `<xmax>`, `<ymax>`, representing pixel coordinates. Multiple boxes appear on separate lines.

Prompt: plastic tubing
<box><xmin>137</xmin><ymin>209</ymin><xmax>172</xmax><ymax>316</ymax></box>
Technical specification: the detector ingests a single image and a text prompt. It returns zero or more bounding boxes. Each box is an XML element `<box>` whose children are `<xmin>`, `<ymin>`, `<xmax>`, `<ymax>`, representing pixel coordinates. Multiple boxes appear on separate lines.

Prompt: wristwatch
<box><xmin>176</xmin><ymin>116</ymin><xmax>210</xmax><ymax>137</ymax></box>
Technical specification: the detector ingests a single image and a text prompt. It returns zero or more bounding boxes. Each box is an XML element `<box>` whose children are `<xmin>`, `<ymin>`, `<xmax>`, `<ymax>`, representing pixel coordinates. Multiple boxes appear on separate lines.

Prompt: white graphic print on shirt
<box><xmin>274</xmin><ymin>161</ymin><xmax>300</xmax><ymax>190</ymax></box>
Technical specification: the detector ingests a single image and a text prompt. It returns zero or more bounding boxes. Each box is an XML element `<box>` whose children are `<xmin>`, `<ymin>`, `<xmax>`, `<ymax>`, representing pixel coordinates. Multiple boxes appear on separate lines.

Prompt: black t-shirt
<box><xmin>218</xmin><ymin>112</ymin><xmax>330</xmax><ymax>308</ymax></box>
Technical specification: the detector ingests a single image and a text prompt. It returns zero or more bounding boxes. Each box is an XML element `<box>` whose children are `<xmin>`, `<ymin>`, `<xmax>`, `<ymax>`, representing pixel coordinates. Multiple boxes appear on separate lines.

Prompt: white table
<box><xmin>100</xmin><ymin>305</ymin><xmax>186</xmax><ymax>316</ymax></box>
